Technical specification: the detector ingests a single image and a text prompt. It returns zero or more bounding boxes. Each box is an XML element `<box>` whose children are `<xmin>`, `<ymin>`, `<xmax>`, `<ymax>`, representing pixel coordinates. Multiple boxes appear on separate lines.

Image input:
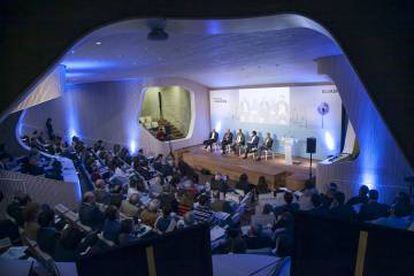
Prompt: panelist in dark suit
<box><xmin>243</xmin><ymin>131</ymin><xmax>259</xmax><ymax>159</ymax></box>
<box><xmin>221</xmin><ymin>129</ymin><xmax>233</xmax><ymax>154</ymax></box>
<box><xmin>203</xmin><ymin>129</ymin><xmax>219</xmax><ymax>151</ymax></box>
<box><xmin>257</xmin><ymin>132</ymin><xmax>274</xmax><ymax>160</ymax></box>
<box><xmin>231</xmin><ymin>129</ymin><xmax>245</xmax><ymax>155</ymax></box>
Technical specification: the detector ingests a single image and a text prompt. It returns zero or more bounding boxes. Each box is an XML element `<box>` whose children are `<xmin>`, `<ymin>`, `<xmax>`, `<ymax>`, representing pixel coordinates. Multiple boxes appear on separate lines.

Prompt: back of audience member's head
<box><xmin>120</xmin><ymin>219</ymin><xmax>133</xmax><ymax>234</ymax></box>
<box><xmin>184</xmin><ymin>211</ymin><xmax>195</xmax><ymax>226</ymax></box>
<box><xmin>239</xmin><ymin>173</ymin><xmax>248</xmax><ymax>182</ymax></box>
<box><xmin>258</xmin><ymin>176</ymin><xmax>266</xmax><ymax>186</ymax></box>
<box><xmin>198</xmin><ymin>194</ymin><xmax>210</xmax><ymax>207</ymax></box>
<box><xmin>105</xmin><ymin>205</ymin><xmax>118</xmax><ymax>221</ymax></box>
<box><xmin>368</xmin><ymin>189</ymin><xmax>379</xmax><ymax>202</ymax></box>
<box><xmin>38</xmin><ymin>209</ymin><xmax>55</xmax><ymax>227</ymax></box>
<box><xmin>129</xmin><ymin>193</ymin><xmax>140</xmax><ymax>206</ymax></box>
<box><xmin>23</xmin><ymin>202</ymin><xmax>40</xmax><ymax>223</ymax></box>
<box><xmin>162</xmin><ymin>205</ymin><xmax>172</xmax><ymax>218</ymax></box>
<box><xmin>311</xmin><ymin>193</ymin><xmax>322</xmax><ymax>208</ymax></box>
<box><xmin>83</xmin><ymin>191</ymin><xmax>96</xmax><ymax>204</ymax></box>
<box><xmin>95</xmin><ymin>179</ymin><xmax>106</xmax><ymax>190</ymax></box>
<box><xmin>393</xmin><ymin>202</ymin><xmax>412</xmax><ymax>217</ymax></box>
<box><xmin>359</xmin><ymin>185</ymin><xmax>369</xmax><ymax>197</ymax></box>
<box><xmin>14</xmin><ymin>191</ymin><xmax>31</xmax><ymax>206</ymax></box>
<box><xmin>148</xmin><ymin>199</ymin><xmax>160</xmax><ymax>212</ymax></box>
<box><xmin>328</xmin><ymin>182</ymin><xmax>338</xmax><ymax>192</ymax></box>
<box><xmin>284</xmin><ymin>192</ymin><xmax>294</xmax><ymax>205</ymax></box>
<box><xmin>304</xmin><ymin>179</ymin><xmax>316</xmax><ymax>191</ymax></box>
<box><xmin>333</xmin><ymin>192</ymin><xmax>345</xmax><ymax>206</ymax></box>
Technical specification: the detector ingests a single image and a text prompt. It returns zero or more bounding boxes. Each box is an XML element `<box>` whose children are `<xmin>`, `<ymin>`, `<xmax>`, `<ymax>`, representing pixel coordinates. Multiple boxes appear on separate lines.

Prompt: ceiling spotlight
<box><xmin>96</xmin><ymin>41</ymin><xmax>102</xmax><ymax>45</ymax></box>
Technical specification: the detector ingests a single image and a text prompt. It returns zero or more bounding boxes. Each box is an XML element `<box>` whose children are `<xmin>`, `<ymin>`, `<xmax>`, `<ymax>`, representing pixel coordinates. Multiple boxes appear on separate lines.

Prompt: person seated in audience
<box><xmin>220</xmin><ymin>129</ymin><xmax>233</xmax><ymax>155</ymax></box>
<box><xmin>54</xmin><ymin>225</ymin><xmax>83</xmax><ymax>262</ymax></box>
<box><xmin>177</xmin><ymin>190</ymin><xmax>194</xmax><ymax>216</ymax></box>
<box><xmin>37</xmin><ymin>208</ymin><xmax>60</xmax><ymax>256</ymax></box>
<box><xmin>219</xmin><ymin>175</ymin><xmax>230</xmax><ymax>194</ymax></box>
<box><xmin>156</xmin><ymin>126</ymin><xmax>167</xmax><ymax>141</ymax></box>
<box><xmin>45</xmin><ymin>159</ymin><xmax>63</xmax><ymax>181</ymax></box>
<box><xmin>223</xmin><ymin>228</ymin><xmax>247</xmax><ymax>254</ymax></box>
<box><xmin>329</xmin><ymin>192</ymin><xmax>356</xmax><ymax>222</ymax></box>
<box><xmin>273</xmin><ymin>212</ymin><xmax>294</xmax><ymax>257</ymax></box>
<box><xmin>159</xmin><ymin>157</ymin><xmax>174</xmax><ymax>176</ymax></box>
<box><xmin>121</xmin><ymin>193</ymin><xmax>141</xmax><ymax>218</ymax></box>
<box><xmin>154</xmin><ymin>205</ymin><xmax>177</xmax><ymax>234</ymax></box>
<box><xmin>231</xmin><ymin>129</ymin><xmax>245</xmax><ymax>155</ymax></box>
<box><xmin>243</xmin><ymin>224</ymin><xmax>273</xmax><ymax>250</ymax></box>
<box><xmin>320</xmin><ymin>182</ymin><xmax>339</xmax><ymax>208</ymax></box>
<box><xmin>193</xmin><ymin>194</ymin><xmax>214</xmax><ymax>223</ymax></box>
<box><xmin>372</xmin><ymin>199</ymin><xmax>412</xmax><ymax>229</ymax></box>
<box><xmin>21</xmin><ymin>149</ymin><xmax>45</xmax><ymax>176</ymax></box>
<box><xmin>306</xmin><ymin>193</ymin><xmax>330</xmax><ymax>218</ymax></box>
<box><xmin>103</xmin><ymin>205</ymin><xmax>122</xmax><ymax>244</ymax></box>
<box><xmin>203</xmin><ymin>128</ymin><xmax>219</xmax><ymax>151</ymax></box>
<box><xmin>94</xmin><ymin>179</ymin><xmax>110</xmax><ymax>204</ymax></box>
<box><xmin>118</xmin><ymin>219</ymin><xmax>137</xmax><ymax>246</ymax></box>
<box><xmin>243</xmin><ymin>130</ymin><xmax>259</xmax><ymax>159</ymax></box>
<box><xmin>136</xmin><ymin>148</ymin><xmax>147</xmax><ymax>162</ymax></box>
<box><xmin>109</xmin><ymin>184</ymin><xmax>124</xmax><ymax>208</ymax></box>
<box><xmin>235</xmin><ymin>173</ymin><xmax>253</xmax><ymax>195</ymax></box>
<box><xmin>153</xmin><ymin>154</ymin><xmax>163</xmax><ymax>170</ymax></box>
<box><xmin>257</xmin><ymin>132</ymin><xmax>274</xmax><ymax>161</ymax></box>
<box><xmin>46</xmin><ymin>118</ymin><xmax>54</xmax><ymax>140</ymax></box>
<box><xmin>7</xmin><ymin>192</ymin><xmax>31</xmax><ymax>227</ymax></box>
<box><xmin>149</xmin><ymin>175</ymin><xmax>164</xmax><ymax>194</ymax></box>
<box><xmin>210</xmin><ymin>172</ymin><xmax>224</xmax><ymax>191</ymax></box>
<box><xmin>264</xmin><ymin>192</ymin><xmax>299</xmax><ymax>218</ymax></box>
<box><xmin>256</xmin><ymin>176</ymin><xmax>270</xmax><ymax>194</ymax></box>
<box><xmin>23</xmin><ymin>202</ymin><xmax>40</xmax><ymax>240</ymax></box>
<box><xmin>346</xmin><ymin>185</ymin><xmax>369</xmax><ymax>206</ymax></box>
<box><xmin>358</xmin><ymin>189</ymin><xmax>390</xmax><ymax>221</ymax></box>
<box><xmin>79</xmin><ymin>192</ymin><xmax>105</xmax><ymax>230</ymax></box>
<box><xmin>177</xmin><ymin>211</ymin><xmax>196</xmax><ymax>229</ymax></box>
<box><xmin>141</xmin><ymin>199</ymin><xmax>160</xmax><ymax>227</ymax></box>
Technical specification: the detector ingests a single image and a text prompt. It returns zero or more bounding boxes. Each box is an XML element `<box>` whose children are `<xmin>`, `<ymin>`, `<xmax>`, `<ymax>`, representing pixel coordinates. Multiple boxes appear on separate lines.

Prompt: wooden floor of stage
<box><xmin>176</xmin><ymin>146</ymin><xmax>317</xmax><ymax>190</ymax></box>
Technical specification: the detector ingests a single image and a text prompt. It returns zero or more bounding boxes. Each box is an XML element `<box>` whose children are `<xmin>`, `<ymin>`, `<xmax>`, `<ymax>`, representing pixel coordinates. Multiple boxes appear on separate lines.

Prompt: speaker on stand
<box><xmin>306</xmin><ymin>137</ymin><xmax>316</xmax><ymax>180</ymax></box>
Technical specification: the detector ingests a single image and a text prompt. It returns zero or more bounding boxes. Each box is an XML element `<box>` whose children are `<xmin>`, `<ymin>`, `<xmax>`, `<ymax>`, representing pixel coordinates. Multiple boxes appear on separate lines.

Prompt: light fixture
<box><xmin>96</xmin><ymin>41</ymin><xmax>102</xmax><ymax>45</ymax></box>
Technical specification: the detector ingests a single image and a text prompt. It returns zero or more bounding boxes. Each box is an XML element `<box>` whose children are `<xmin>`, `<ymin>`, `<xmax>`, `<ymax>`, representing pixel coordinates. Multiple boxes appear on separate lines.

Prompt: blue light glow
<box><xmin>215</xmin><ymin>121</ymin><xmax>222</xmax><ymax>133</ymax></box>
<box><xmin>206</xmin><ymin>20</ymin><xmax>223</xmax><ymax>34</ymax></box>
<box><xmin>361</xmin><ymin>171</ymin><xmax>376</xmax><ymax>190</ymax></box>
<box><xmin>324</xmin><ymin>130</ymin><xmax>335</xmax><ymax>151</ymax></box>
<box><xmin>61</xmin><ymin>60</ymin><xmax>114</xmax><ymax>70</ymax></box>
<box><xmin>129</xmin><ymin>140</ymin><xmax>137</xmax><ymax>154</ymax></box>
<box><xmin>64</xmin><ymin>89</ymin><xmax>80</xmax><ymax>141</ymax></box>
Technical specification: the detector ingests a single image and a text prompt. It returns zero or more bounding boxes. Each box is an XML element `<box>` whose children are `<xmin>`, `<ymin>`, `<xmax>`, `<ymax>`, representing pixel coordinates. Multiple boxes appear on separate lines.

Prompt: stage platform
<box><xmin>176</xmin><ymin>146</ymin><xmax>316</xmax><ymax>190</ymax></box>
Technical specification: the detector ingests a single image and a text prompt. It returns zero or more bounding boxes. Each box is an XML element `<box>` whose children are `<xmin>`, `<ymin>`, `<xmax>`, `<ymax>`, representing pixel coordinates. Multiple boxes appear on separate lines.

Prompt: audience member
<box><xmin>118</xmin><ymin>219</ymin><xmax>137</xmax><ymax>246</ymax></box>
<box><xmin>235</xmin><ymin>173</ymin><xmax>253</xmax><ymax>195</ymax></box>
<box><xmin>358</xmin><ymin>189</ymin><xmax>390</xmax><ymax>221</ymax></box>
<box><xmin>329</xmin><ymin>192</ymin><xmax>356</xmax><ymax>222</ymax></box>
<box><xmin>23</xmin><ymin>202</ymin><xmax>40</xmax><ymax>240</ymax></box>
<box><xmin>37</xmin><ymin>209</ymin><xmax>60</xmax><ymax>255</ymax></box>
<box><xmin>120</xmin><ymin>193</ymin><xmax>141</xmax><ymax>218</ymax></box>
<box><xmin>79</xmin><ymin>192</ymin><xmax>105</xmax><ymax>230</ymax></box>
<box><xmin>103</xmin><ymin>205</ymin><xmax>122</xmax><ymax>244</ymax></box>
<box><xmin>256</xmin><ymin>176</ymin><xmax>270</xmax><ymax>194</ymax></box>
<box><xmin>154</xmin><ymin>205</ymin><xmax>177</xmax><ymax>234</ymax></box>
<box><xmin>346</xmin><ymin>185</ymin><xmax>369</xmax><ymax>206</ymax></box>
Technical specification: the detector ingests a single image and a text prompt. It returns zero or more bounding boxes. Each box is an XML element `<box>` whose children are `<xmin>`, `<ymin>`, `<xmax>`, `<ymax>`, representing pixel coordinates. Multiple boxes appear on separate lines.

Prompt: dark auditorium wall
<box><xmin>20</xmin><ymin>78</ymin><xmax>210</xmax><ymax>154</ymax></box>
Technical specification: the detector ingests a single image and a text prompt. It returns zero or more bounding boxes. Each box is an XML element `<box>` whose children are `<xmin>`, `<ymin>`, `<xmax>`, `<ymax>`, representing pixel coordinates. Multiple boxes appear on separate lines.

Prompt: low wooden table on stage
<box><xmin>177</xmin><ymin>146</ymin><xmax>316</xmax><ymax>190</ymax></box>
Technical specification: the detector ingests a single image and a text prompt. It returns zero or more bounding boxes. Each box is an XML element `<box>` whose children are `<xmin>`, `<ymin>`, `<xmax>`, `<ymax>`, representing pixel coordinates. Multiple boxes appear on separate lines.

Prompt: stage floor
<box><xmin>177</xmin><ymin>146</ymin><xmax>317</xmax><ymax>190</ymax></box>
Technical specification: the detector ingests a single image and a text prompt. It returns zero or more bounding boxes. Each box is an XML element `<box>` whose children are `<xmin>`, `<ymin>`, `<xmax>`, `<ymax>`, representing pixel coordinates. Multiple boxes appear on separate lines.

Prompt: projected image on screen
<box><xmin>238</xmin><ymin>87</ymin><xmax>290</xmax><ymax>125</ymax></box>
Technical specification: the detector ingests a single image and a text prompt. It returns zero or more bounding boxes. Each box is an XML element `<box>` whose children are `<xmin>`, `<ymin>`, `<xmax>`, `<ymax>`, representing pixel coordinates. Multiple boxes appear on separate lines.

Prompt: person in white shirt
<box><xmin>231</xmin><ymin>129</ymin><xmax>245</xmax><ymax>155</ymax></box>
<box><xmin>243</xmin><ymin>131</ymin><xmax>259</xmax><ymax>159</ymax></box>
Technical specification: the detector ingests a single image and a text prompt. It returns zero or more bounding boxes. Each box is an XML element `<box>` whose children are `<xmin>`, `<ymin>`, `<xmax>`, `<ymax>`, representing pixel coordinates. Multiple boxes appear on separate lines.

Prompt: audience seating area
<box><xmin>1</xmin><ymin>123</ymin><xmax>414</xmax><ymax>274</ymax></box>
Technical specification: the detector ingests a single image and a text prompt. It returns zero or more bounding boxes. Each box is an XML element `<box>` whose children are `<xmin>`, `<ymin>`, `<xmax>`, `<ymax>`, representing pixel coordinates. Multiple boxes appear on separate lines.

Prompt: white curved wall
<box><xmin>20</xmin><ymin>77</ymin><xmax>210</xmax><ymax>155</ymax></box>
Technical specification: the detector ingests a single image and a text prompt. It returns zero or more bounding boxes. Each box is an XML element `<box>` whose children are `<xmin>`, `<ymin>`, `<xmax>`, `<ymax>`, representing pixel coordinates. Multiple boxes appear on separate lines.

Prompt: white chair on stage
<box><xmin>263</xmin><ymin>148</ymin><xmax>276</xmax><ymax>160</ymax></box>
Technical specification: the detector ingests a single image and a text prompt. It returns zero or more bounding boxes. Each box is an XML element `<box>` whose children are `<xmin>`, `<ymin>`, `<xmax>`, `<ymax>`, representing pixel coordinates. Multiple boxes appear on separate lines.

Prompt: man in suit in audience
<box><xmin>79</xmin><ymin>192</ymin><xmax>105</xmax><ymax>230</ymax></box>
<box><xmin>358</xmin><ymin>189</ymin><xmax>390</xmax><ymax>221</ymax></box>
<box><xmin>203</xmin><ymin>129</ymin><xmax>219</xmax><ymax>151</ymax></box>
<box><xmin>257</xmin><ymin>132</ymin><xmax>274</xmax><ymax>160</ymax></box>
<box><xmin>231</xmin><ymin>129</ymin><xmax>245</xmax><ymax>155</ymax></box>
<box><xmin>221</xmin><ymin>129</ymin><xmax>233</xmax><ymax>155</ymax></box>
<box><xmin>243</xmin><ymin>131</ymin><xmax>259</xmax><ymax>159</ymax></box>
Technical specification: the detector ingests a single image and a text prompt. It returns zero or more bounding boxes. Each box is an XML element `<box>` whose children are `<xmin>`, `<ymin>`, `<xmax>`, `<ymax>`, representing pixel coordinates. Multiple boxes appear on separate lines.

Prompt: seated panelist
<box><xmin>257</xmin><ymin>132</ymin><xmax>274</xmax><ymax>160</ymax></box>
<box><xmin>203</xmin><ymin>129</ymin><xmax>219</xmax><ymax>151</ymax></box>
<box><xmin>221</xmin><ymin>129</ymin><xmax>233</xmax><ymax>155</ymax></box>
<box><xmin>243</xmin><ymin>131</ymin><xmax>259</xmax><ymax>159</ymax></box>
<box><xmin>231</xmin><ymin>129</ymin><xmax>245</xmax><ymax>155</ymax></box>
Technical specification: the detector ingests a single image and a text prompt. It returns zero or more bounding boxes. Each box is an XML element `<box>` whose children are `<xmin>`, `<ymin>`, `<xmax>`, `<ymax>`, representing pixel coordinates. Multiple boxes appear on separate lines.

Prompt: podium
<box><xmin>283</xmin><ymin>137</ymin><xmax>294</xmax><ymax>165</ymax></box>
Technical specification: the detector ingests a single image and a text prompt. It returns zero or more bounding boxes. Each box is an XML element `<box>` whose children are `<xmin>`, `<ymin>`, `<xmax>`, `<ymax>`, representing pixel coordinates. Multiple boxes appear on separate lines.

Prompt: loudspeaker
<box><xmin>306</xmin><ymin>137</ymin><xmax>316</xmax><ymax>154</ymax></box>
